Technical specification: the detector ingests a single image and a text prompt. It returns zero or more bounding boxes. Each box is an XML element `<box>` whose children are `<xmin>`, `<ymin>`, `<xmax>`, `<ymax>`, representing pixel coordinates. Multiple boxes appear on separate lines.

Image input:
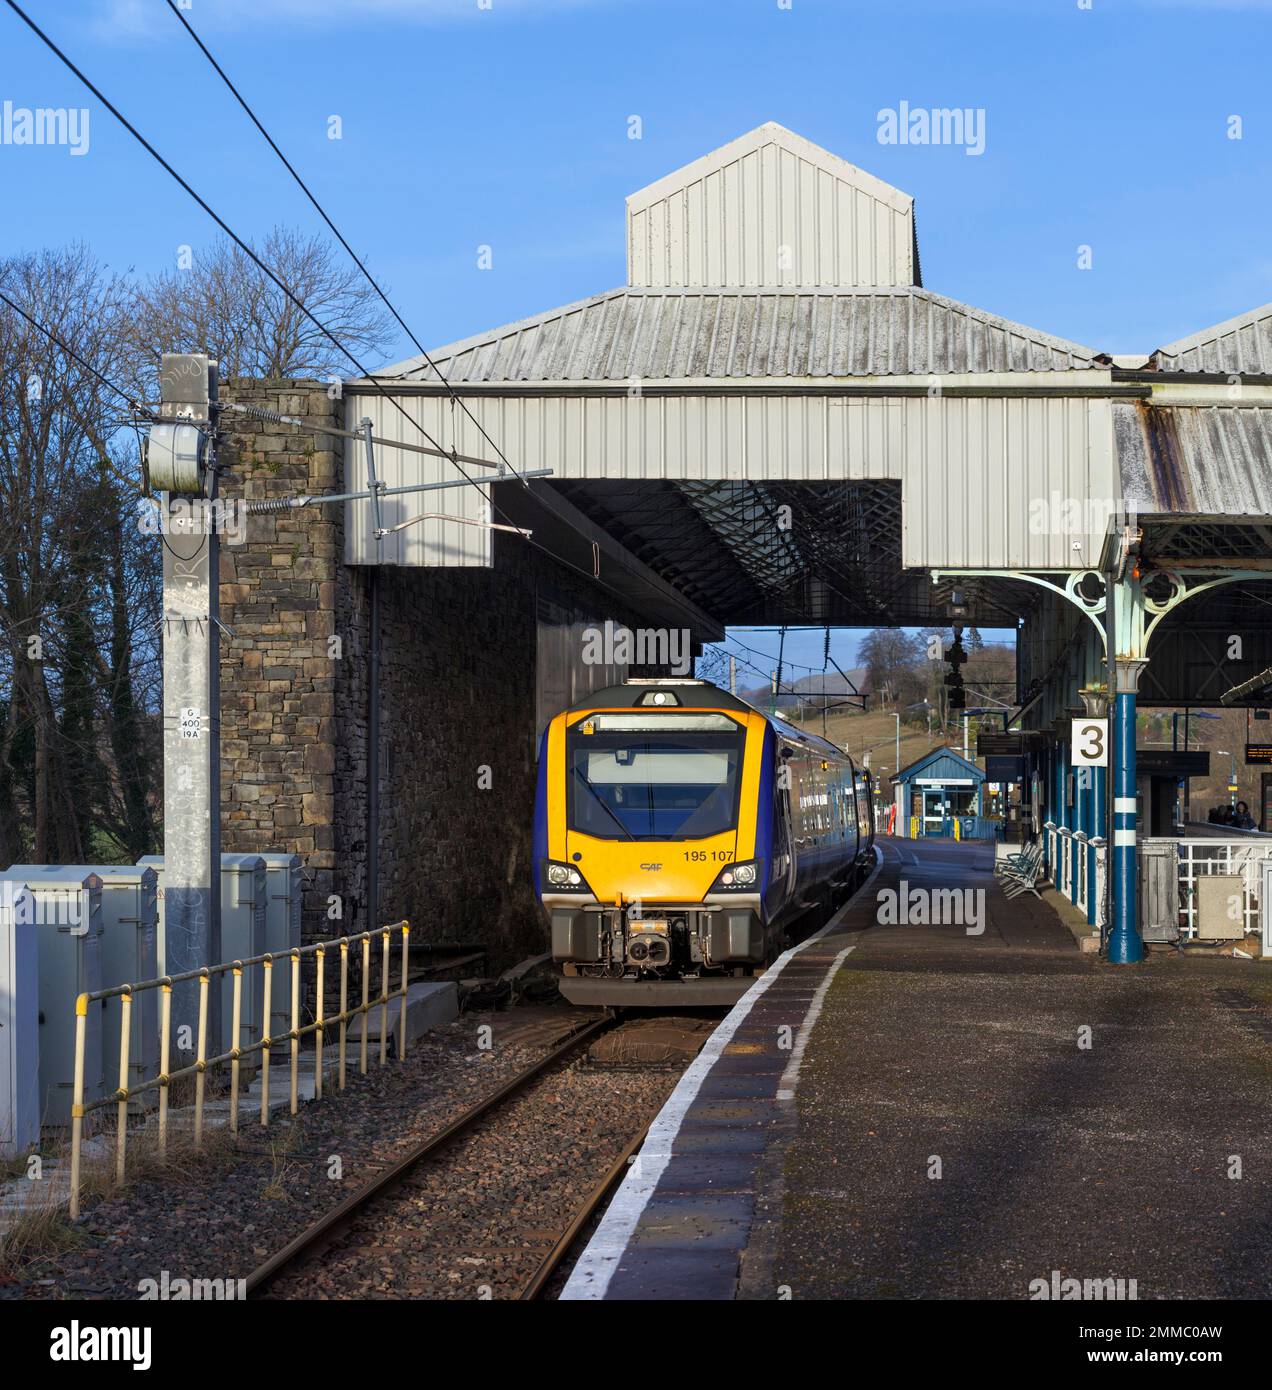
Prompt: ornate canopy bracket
<box><xmin>1141</xmin><ymin>569</ymin><xmax>1271</xmax><ymax>646</ymax></box>
<box><xmin>931</xmin><ymin>568</ymin><xmax>1108</xmax><ymax>652</ymax></box>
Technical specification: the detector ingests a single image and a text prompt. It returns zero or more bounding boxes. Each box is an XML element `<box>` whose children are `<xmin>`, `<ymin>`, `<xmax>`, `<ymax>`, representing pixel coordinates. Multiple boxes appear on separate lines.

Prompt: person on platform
<box><xmin>1233</xmin><ymin>801</ymin><xmax>1256</xmax><ymax>831</ymax></box>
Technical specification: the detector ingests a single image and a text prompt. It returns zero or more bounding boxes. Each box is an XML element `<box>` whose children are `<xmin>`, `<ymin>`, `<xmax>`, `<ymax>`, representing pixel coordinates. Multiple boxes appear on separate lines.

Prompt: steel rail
<box><xmin>243</xmin><ymin>1012</ymin><xmax>615</xmax><ymax>1297</ymax></box>
<box><xmin>518</xmin><ymin>1115</ymin><xmax>654</xmax><ymax>1301</ymax></box>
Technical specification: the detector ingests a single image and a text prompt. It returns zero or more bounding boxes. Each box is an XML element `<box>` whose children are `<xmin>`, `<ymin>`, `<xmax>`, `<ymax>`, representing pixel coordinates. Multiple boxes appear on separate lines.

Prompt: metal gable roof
<box><xmin>626</xmin><ymin>122</ymin><xmax>915</xmax><ymax>220</ymax></box>
<box><xmin>1152</xmin><ymin>302</ymin><xmax>1272</xmax><ymax>375</ymax></box>
<box><xmin>374</xmin><ymin>286</ymin><xmax>1103</xmax><ymax>385</ymax></box>
<box><xmin>891</xmin><ymin>745</ymin><xmax>985</xmax><ymax>785</ymax></box>
<box><xmin>624</xmin><ymin>122</ymin><xmax>918</xmax><ymax>290</ymax></box>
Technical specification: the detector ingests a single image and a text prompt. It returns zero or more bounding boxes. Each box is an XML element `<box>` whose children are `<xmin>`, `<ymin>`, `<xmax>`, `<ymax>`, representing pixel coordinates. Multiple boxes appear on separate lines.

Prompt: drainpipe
<box><xmin>367</xmin><ymin>567</ymin><xmax>381</xmax><ymax>933</ymax></box>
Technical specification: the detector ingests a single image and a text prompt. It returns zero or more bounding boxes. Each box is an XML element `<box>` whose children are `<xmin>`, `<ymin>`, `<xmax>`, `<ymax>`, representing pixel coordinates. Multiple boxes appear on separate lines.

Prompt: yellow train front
<box><xmin>533</xmin><ymin>678</ymin><xmax>875</xmax><ymax>1006</ymax></box>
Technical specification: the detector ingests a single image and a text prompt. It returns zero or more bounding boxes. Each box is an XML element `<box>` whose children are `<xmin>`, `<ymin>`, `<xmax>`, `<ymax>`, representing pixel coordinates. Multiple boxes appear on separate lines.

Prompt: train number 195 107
<box><xmin>683</xmin><ymin>850</ymin><xmax>733</xmax><ymax>862</ymax></box>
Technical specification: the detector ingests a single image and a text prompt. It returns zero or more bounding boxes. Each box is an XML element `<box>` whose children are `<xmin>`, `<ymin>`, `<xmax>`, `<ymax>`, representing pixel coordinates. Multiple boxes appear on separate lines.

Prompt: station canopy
<box><xmin>348</xmin><ymin>123</ymin><xmax>1272</xmax><ymax>656</ymax></box>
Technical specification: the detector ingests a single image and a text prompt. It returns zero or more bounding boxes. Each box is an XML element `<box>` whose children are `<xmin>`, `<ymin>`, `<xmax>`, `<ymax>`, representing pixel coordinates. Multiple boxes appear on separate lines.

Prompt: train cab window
<box><xmin>567</xmin><ymin>714</ymin><xmax>746</xmax><ymax>840</ymax></box>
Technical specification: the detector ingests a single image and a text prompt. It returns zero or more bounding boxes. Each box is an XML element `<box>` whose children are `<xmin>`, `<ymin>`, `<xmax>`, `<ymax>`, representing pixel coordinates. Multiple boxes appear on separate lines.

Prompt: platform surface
<box><xmin>563</xmin><ymin>836</ymin><xmax>1272</xmax><ymax>1300</ymax></box>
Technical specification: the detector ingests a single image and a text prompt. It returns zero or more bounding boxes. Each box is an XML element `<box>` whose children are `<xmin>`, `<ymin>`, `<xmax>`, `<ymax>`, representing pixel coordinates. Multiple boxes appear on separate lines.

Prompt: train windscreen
<box><xmin>567</xmin><ymin>713</ymin><xmax>745</xmax><ymax>840</ymax></box>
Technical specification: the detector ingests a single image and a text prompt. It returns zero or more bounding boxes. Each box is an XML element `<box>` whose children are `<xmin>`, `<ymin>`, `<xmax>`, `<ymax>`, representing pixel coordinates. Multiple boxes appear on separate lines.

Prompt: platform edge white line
<box><xmin>559</xmin><ymin>844</ymin><xmax>883</xmax><ymax>1301</ymax></box>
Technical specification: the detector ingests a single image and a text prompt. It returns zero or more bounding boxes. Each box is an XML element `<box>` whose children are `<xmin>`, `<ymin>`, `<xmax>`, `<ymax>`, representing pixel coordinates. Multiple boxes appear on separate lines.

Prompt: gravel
<box><xmin>0</xmin><ymin>1011</ymin><xmax>631</xmax><ymax>1301</ymax></box>
<box><xmin>260</xmin><ymin>1058</ymin><xmax>676</xmax><ymax>1300</ymax></box>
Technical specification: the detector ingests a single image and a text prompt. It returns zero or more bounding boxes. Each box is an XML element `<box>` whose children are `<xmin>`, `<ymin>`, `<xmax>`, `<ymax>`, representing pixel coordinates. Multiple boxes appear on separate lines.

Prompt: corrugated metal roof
<box><xmin>1115</xmin><ymin>401</ymin><xmax>1272</xmax><ymax>515</ymax></box>
<box><xmin>378</xmin><ymin>287</ymin><xmax>1102</xmax><ymax>384</ymax></box>
<box><xmin>1153</xmin><ymin>302</ymin><xmax>1272</xmax><ymax>375</ymax></box>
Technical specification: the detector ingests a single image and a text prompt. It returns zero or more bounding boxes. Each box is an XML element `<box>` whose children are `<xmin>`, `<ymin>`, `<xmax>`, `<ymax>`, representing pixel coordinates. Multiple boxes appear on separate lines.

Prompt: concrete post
<box><xmin>159</xmin><ymin>357</ymin><xmax>222</xmax><ymax>1051</ymax></box>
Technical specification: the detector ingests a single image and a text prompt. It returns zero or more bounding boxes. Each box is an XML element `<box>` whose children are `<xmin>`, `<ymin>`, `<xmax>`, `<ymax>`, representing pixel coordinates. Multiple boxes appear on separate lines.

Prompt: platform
<box><xmin>562</xmin><ymin>836</ymin><xmax>1272</xmax><ymax>1300</ymax></box>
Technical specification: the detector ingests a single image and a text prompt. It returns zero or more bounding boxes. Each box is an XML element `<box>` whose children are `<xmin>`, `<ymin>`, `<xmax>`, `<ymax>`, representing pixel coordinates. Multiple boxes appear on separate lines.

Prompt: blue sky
<box><xmin>4</xmin><ymin>0</ymin><xmax>1270</xmax><ymax>670</ymax></box>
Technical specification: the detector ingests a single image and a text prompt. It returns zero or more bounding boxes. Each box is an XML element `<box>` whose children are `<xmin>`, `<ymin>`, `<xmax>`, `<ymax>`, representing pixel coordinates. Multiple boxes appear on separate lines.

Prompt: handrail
<box><xmin>69</xmin><ymin>922</ymin><xmax>409</xmax><ymax>1220</ymax></box>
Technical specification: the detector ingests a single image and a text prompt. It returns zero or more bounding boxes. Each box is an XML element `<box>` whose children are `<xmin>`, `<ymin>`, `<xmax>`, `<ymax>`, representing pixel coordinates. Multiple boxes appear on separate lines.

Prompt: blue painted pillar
<box><xmin>1108</xmin><ymin>657</ymin><xmax>1148</xmax><ymax>963</ymax></box>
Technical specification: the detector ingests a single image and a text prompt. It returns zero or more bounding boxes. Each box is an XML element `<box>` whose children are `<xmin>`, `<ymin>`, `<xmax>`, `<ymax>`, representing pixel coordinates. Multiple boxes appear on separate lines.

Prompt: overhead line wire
<box><xmin>2</xmin><ymin>0</ymin><xmax>676</xmax><ymax>612</ymax></box>
<box><xmin>0</xmin><ymin>286</ymin><xmax>159</xmax><ymax>424</ymax></box>
<box><xmin>162</xmin><ymin>0</ymin><xmax>524</xmax><ymax>486</ymax></box>
<box><xmin>158</xmin><ymin>0</ymin><xmax>758</xmax><ymax>625</ymax></box>
<box><xmin>11</xmin><ymin>2</ymin><xmax>791</xmax><ymax>640</ymax></box>
<box><xmin>4</xmin><ymin>2</ymin><xmax>472</xmax><ymax>461</ymax></box>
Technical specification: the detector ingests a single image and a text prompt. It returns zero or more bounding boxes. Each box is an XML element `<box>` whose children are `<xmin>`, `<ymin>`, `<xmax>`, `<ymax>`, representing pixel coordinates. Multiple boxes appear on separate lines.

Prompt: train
<box><xmin>533</xmin><ymin>678</ymin><xmax>876</xmax><ymax>1006</ymax></box>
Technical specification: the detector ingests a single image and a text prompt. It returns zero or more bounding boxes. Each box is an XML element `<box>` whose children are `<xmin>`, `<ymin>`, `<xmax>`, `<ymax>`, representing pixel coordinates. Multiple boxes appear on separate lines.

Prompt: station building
<box><xmin>890</xmin><ymin>747</ymin><xmax>987</xmax><ymax>839</ymax></box>
<box><xmin>218</xmin><ymin>122</ymin><xmax>1272</xmax><ymax>964</ymax></box>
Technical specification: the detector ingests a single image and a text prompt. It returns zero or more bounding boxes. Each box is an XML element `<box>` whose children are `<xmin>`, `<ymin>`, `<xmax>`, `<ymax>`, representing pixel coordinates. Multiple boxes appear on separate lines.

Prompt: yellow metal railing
<box><xmin>69</xmin><ymin>922</ymin><xmax>410</xmax><ymax>1220</ymax></box>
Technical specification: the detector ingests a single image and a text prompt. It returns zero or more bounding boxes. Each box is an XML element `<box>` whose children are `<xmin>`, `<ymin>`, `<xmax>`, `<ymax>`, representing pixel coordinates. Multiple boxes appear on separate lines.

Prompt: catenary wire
<box><xmin>0</xmin><ymin>286</ymin><xmax>160</xmax><ymax>424</ymax></box>
<box><xmin>3</xmin><ymin>0</ymin><xmax>698</xmax><ymax>616</ymax></box>
<box><xmin>161</xmin><ymin>0</ymin><xmax>524</xmax><ymax>486</ymax></box>
<box><xmin>158</xmin><ymin>0</ymin><xmax>771</xmax><ymax>622</ymax></box>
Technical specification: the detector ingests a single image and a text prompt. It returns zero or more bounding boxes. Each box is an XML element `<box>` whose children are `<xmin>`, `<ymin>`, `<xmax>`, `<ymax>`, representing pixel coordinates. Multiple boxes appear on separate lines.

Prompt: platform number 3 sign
<box><xmin>1071</xmin><ymin>717</ymin><xmax>1108</xmax><ymax>766</ymax></box>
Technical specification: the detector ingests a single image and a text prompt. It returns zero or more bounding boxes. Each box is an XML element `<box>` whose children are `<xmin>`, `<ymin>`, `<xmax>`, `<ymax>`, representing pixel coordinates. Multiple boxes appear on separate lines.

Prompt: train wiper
<box><xmin>572</xmin><ymin>764</ymin><xmax>635</xmax><ymax>840</ymax></box>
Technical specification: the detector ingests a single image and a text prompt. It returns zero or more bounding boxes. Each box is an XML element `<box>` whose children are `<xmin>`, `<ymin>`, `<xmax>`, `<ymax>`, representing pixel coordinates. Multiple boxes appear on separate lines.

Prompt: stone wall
<box><xmin>218</xmin><ymin>381</ymin><xmax>342</xmax><ymax>942</ymax></box>
<box><xmin>218</xmin><ymin>380</ymin><xmax>657</xmax><ymax>970</ymax></box>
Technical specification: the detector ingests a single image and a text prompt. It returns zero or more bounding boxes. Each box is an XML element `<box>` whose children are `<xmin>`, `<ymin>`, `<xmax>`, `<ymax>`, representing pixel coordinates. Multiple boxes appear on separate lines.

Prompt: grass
<box><xmin>259</xmin><ymin>1130</ymin><xmax>301</xmax><ymax>1204</ymax></box>
<box><xmin>790</xmin><ymin>705</ymin><xmax>964</xmax><ymax>779</ymax></box>
<box><xmin>0</xmin><ymin>1103</ymin><xmax>242</xmax><ymax>1283</ymax></box>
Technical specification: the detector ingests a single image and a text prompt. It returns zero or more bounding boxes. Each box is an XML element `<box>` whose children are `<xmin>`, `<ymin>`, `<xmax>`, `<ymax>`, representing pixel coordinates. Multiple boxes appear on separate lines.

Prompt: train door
<box><xmin>841</xmin><ymin>767</ymin><xmax>856</xmax><ymax>849</ymax></box>
<box><xmin>774</xmin><ymin>760</ymin><xmax>797</xmax><ymax>900</ymax></box>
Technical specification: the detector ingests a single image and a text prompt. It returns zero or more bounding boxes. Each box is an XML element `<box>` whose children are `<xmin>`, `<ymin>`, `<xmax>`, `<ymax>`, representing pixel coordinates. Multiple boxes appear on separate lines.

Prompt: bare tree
<box><xmin>1</xmin><ymin>226</ymin><xmax>396</xmax><ymax>867</ymax></box>
<box><xmin>859</xmin><ymin>628</ymin><xmax>926</xmax><ymax>709</ymax></box>
<box><xmin>0</xmin><ymin>246</ymin><xmax>160</xmax><ymax>865</ymax></box>
<box><xmin>134</xmin><ymin>226</ymin><xmax>395</xmax><ymax>380</ymax></box>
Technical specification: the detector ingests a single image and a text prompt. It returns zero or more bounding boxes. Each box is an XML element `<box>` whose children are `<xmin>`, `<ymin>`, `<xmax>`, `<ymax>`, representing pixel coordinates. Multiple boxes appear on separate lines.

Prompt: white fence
<box><xmin>1175</xmin><ymin>838</ymin><xmax>1272</xmax><ymax>940</ymax></box>
<box><xmin>1043</xmin><ymin>822</ymin><xmax>1106</xmax><ymax>929</ymax></box>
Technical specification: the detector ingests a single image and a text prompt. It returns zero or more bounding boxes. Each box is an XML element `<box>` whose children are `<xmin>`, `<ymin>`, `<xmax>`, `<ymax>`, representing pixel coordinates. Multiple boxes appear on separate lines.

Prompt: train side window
<box><xmin>793</xmin><ymin>759</ymin><xmax>809</xmax><ymax>838</ymax></box>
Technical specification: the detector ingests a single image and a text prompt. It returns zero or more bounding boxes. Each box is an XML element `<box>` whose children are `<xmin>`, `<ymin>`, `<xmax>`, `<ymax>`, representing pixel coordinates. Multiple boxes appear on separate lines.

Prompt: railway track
<box><xmin>245</xmin><ymin>1012</ymin><xmax>691</xmax><ymax>1300</ymax></box>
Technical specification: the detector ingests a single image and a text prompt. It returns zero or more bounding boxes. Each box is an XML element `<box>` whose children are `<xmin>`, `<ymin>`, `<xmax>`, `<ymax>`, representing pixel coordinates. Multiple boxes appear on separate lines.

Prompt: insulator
<box><xmin>245</xmin><ymin>497</ymin><xmax>309</xmax><ymax>514</ymax></box>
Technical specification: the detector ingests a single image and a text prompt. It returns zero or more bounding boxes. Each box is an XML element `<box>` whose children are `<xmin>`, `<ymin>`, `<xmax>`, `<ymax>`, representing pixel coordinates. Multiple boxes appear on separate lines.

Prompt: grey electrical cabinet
<box><xmin>260</xmin><ymin>853</ymin><xmax>303</xmax><ymax>1043</ymax></box>
<box><xmin>137</xmin><ymin>854</ymin><xmax>268</xmax><ymax>1067</ymax></box>
<box><xmin>86</xmin><ymin>866</ymin><xmax>159</xmax><ymax>1108</ymax></box>
<box><xmin>220</xmin><ymin>855</ymin><xmax>268</xmax><ymax>1062</ymax></box>
<box><xmin>0</xmin><ymin>884</ymin><xmax>40</xmax><ymax>1155</ymax></box>
<box><xmin>1196</xmin><ymin>875</ymin><xmax>1246</xmax><ymax>941</ymax></box>
<box><xmin>1263</xmin><ymin>860</ymin><xmax>1272</xmax><ymax>957</ymax></box>
<box><xmin>135</xmin><ymin>855</ymin><xmax>167</xmax><ymax>971</ymax></box>
<box><xmin>0</xmin><ymin>869</ymin><xmax>104</xmax><ymax>1127</ymax></box>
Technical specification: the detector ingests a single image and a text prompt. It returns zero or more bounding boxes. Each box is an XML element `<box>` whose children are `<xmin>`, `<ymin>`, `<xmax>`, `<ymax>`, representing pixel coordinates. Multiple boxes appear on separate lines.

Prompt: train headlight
<box><xmin>711</xmin><ymin>859</ymin><xmax>759</xmax><ymax>891</ymax></box>
<box><xmin>544</xmin><ymin>861</ymin><xmax>592</xmax><ymax>894</ymax></box>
